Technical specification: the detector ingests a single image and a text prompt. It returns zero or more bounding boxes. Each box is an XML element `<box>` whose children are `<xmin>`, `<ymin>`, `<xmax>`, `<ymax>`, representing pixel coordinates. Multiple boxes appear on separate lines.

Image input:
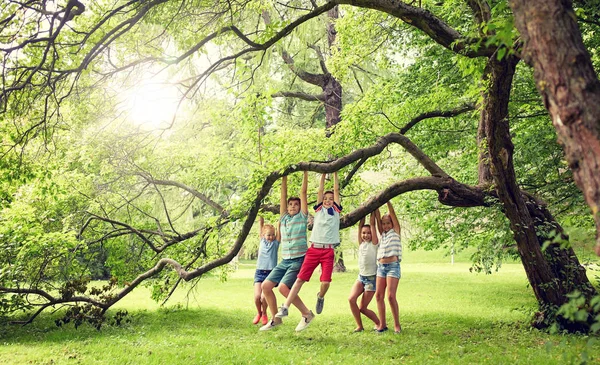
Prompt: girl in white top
<box><xmin>348</xmin><ymin>210</ymin><xmax>380</xmax><ymax>332</ymax></box>
<box><xmin>375</xmin><ymin>201</ymin><xmax>402</xmax><ymax>334</ymax></box>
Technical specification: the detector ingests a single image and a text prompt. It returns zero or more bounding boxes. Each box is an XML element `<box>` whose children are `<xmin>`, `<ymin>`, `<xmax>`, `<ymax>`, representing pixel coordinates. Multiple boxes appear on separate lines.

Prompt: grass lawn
<box><xmin>0</xmin><ymin>248</ymin><xmax>598</xmax><ymax>364</ymax></box>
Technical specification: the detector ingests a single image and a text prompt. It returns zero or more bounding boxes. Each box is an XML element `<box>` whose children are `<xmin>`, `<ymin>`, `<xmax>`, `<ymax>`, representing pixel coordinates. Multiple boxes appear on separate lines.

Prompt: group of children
<box><xmin>252</xmin><ymin>171</ymin><xmax>402</xmax><ymax>333</ymax></box>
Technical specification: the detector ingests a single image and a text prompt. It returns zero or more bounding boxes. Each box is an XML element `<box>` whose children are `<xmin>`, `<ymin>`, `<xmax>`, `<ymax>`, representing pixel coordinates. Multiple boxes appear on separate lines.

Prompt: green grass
<box><xmin>1</xmin><ymin>248</ymin><xmax>599</xmax><ymax>364</ymax></box>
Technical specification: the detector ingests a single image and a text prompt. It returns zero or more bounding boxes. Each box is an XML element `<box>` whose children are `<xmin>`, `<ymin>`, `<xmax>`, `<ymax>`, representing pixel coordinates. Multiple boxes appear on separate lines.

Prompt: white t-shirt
<box><xmin>358</xmin><ymin>241</ymin><xmax>378</xmax><ymax>276</ymax></box>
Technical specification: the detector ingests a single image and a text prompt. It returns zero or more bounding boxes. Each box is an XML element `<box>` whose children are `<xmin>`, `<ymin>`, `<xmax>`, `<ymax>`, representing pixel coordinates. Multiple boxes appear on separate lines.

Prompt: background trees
<box><xmin>1</xmin><ymin>0</ymin><xmax>599</xmax><ymax>332</ymax></box>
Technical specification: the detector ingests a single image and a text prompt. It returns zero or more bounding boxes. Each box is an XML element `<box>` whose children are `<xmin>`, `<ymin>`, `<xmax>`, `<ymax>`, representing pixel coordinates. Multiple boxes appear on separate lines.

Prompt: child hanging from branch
<box><xmin>251</xmin><ymin>216</ymin><xmax>279</xmax><ymax>326</ymax></box>
<box><xmin>276</xmin><ymin>171</ymin><xmax>342</xmax><ymax>331</ymax></box>
<box><xmin>348</xmin><ymin>209</ymin><xmax>381</xmax><ymax>332</ymax></box>
<box><xmin>375</xmin><ymin>201</ymin><xmax>402</xmax><ymax>334</ymax></box>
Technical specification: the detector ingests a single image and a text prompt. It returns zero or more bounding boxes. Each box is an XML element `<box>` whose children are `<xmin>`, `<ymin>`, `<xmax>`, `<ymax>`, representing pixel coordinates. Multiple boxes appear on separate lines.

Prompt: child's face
<box><xmin>361</xmin><ymin>226</ymin><xmax>372</xmax><ymax>241</ymax></box>
<box><xmin>263</xmin><ymin>228</ymin><xmax>276</xmax><ymax>242</ymax></box>
<box><xmin>287</xmin><ymin>200</ymin><xmax>300</xmax><ymax>216</ymax></box>
<box><xmin>323</xmin><ymin>193</ymin><xmax>334</xmax><ymax>208</ymax></box>
<box><xmin>381</xmin><ymin>215</ymin><xmax>393</xmax><ymax>232</ymax></box>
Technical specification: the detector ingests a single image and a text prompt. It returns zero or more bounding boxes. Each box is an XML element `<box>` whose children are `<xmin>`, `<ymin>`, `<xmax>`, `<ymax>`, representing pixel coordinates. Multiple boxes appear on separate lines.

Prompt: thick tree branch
<box><xmin>400</xmin><ymin>103</ymin><xmax>477</xmax><ymax>134</ymax></box>
<box><xmin>280</xmin><ymin>50</ymin><xmax>326</xmax><ymax>86</ymax></box>
<box><xmin>335</xmin><ymin>0</ymin><xmax>495</xmax><ymax>57</ymax></box>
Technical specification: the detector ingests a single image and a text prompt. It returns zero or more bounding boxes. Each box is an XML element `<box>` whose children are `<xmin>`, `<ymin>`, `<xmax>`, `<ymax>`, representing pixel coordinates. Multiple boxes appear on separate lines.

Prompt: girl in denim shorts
<box><xmin>252</xmin><ymin>216</ymin><xmax>279</xmax><ymax>326</ymax></box>
<box><xmin>374</xmin><ymin>201</ymin><xmax>402</xmax><ymax>334</ymax></box>
<box><xmin>348</xmin><ymin>210</ymin><xmax>380</xmax><ymax>332</ymax></box>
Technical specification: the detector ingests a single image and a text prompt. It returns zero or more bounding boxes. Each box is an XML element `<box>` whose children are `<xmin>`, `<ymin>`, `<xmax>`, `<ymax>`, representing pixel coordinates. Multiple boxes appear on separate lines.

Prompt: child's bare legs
<box><xmin>319</xmin><ymin>281</ymin><xmax>330</xmax><ymax>298</ymax></box>
<box><xmin>260</xmin><ymin>293</ymin><xmax>268</xmax><ymax>315</ymax></box>
<box><xmin>360</xmin><ymin>290</ymin><xmax>379</xmax><ymax>327</ymax></box>
<box><xmin>253</xmin><ymin>282</ymin><xmax>263</xmax><ymax>314</ymax></box>
<box><xmin>280</xmin><ymin>280</ymin><xmax>310</xmax><ymax>316</ymax></box>
<box><xmin>283</xmin><ymin>278</ymin><xmax>304</xmax><ymax>308</ymax></box>
<box><xmin>261</xmin><ymin>280</ymin><xmax>279</xmax><ymax>319</ymax></box>
<box><xmin>375</xmin><ymin>276</ymin><xmax>387</xmax><ymax>331</ymax></box>
<box><xmin>386</xmin><ymin>276</ymin><xmax>401</xmax><ymax>332</ymax></box>
<box><xmin>348</xmin><ymin>281</ymin><xmax>365</xmax><ymax>331</ymax></box>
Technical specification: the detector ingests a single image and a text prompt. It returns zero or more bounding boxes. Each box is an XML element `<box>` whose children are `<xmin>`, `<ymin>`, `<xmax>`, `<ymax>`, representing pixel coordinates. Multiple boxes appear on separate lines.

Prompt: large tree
<box><xmin>1</xmin><ymin>0</ymin><xmax>598</xmax><ymax>332</ymax></box>
<box><xmin>508</xmin><ymin>0</ymin><xmax>600</xmax><ymax>255</ymax></box>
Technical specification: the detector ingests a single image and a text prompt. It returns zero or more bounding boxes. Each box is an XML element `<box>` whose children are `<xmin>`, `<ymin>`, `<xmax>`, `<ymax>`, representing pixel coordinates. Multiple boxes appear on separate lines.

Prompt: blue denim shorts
<box><xmin>264</xmin><ymin>257</ymin><xmax>305</xmax><ymax>289</ymax></box>
<box><xmin>254</xmin><ymin>269</ymin><xmax>272</xmax><ymax>283</ymax></box>
<box><xmin>376</xmin><ymin>261</ymin><xmax>401</xmax><ymax>279</ymax></box>
<box><xmin>357</xmin><ymin>275</ymin><xmax>376</xmax><ymax>292</ymax></box>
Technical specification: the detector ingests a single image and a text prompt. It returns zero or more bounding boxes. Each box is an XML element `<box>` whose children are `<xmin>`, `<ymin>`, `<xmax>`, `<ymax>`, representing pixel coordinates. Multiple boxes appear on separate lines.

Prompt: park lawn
<box><xmin>0</xmin><ymin>250</ymin><xmax>598</xmax><ymax>365</ymax></box>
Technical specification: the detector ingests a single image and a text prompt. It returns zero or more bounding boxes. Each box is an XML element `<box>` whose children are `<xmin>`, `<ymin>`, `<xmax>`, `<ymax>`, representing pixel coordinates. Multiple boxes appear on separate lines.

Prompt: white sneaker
<box><xmin>295</xmin><ymin>311</ymin><xmax>315</xmax><ymax>332</ymax></box>
<box><xmin>259</xmin><ymin>317</ymin><xmax>282</xmax><ymax>331</ymax></box>
<box><xmin>275</xmin><ymin>305</ymin><xmax>289</xmax><ymax>319</ymax></box>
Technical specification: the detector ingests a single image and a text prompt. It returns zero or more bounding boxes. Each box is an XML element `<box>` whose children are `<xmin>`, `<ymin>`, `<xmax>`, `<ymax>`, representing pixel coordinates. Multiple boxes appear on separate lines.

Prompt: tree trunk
<box><xmin>482</xmin><ymin>56</ymin><xmax>596</xmax><ymax>331</ymax></box>
<box><xmin>326</xmin><ymin>6</ymin><xmax>345</xmax><ymax>271</ymax></box>
<box><xmin>476</xmin><ymin>111</ymin><xmax>493</xmax><ymax>186</ymax></box>
<box><xmin>509</xmin><ymin>0</ymin><xmax>600</xmax><ymax>255</ymax></box>
<box><xmin>325</xmin><ymin>7</ymin><xmax>342</xmax><ymax>132</ymax></box>
<box><xmin>324</xmin><ymin>74</ymin><xmax>342</xmax><ymax>131</ymax></box>
<box><xmin>333</xmin><ymin>248</ymin><xmax>346</xmax><ymax>272</ymax></box>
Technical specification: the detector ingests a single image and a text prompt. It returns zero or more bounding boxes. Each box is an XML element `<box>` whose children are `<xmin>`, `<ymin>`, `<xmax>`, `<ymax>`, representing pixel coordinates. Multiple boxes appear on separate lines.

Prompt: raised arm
<box><xmin>276</xmin><ymin>221</ymin><xmax>281</xmax><ymax>242</ymax></box>
<box><xmin>387</xmin><ymin>201</ymin><xmax>401</xmax><ymax>235</ymax></box>
<box><xmin>280</xmin><ymin>176</ymin><xmax>288</xmax><ymax>216</ymax></box>
<box><xmin>370</xmin><ymin>210</ymin><xmax>379</xmax><ymax>245</ymax></box>
<box><xmin>375</xmin><ymin>207</ymin><xmax>383</xmax><ymax>235</ymax></box>
<box><xmin>317</xmin><ymin>173</ymin><xmax>326</xmax><ymax>204</ymax></box>
<box><xmin>358</xmin><ymin>216</ymin><xmax>365</xmax><ymax>244</ymax></box>
<box><xmin>300</xmin><ymin>171</ymin><xmax>308</xmax><ymax>215</ymax></box>
<box><xmin>259</xmin><ymin>216</ymin><xmax>264</xmax><ymax>240</ymax></box>
<box><xmin>333</xmin><ymin>171</ymin><xmax>340</xmax><ymax>205</ymax></box>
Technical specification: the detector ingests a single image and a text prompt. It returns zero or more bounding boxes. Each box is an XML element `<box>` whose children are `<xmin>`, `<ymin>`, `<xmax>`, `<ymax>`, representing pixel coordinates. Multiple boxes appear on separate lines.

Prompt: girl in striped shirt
<box><xmin>375</xmin><ymin>201</ymin><xmax>402</xmax><ymax>334</ymax></box>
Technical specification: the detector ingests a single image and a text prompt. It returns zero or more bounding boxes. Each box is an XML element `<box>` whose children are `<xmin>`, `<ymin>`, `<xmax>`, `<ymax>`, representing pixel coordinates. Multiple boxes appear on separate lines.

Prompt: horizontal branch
<box><xmin>335</xmin><ymin>0</ymin><xmax>496</xmax><ymax>57</ymax></box>
<box><xmin>399</xmin><ymin>103</ymin><xmax>477</xmax><ymax>134</ymax></box>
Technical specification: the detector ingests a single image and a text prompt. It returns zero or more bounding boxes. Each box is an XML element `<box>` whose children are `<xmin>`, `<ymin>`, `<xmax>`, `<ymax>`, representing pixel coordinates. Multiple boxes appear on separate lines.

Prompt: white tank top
<box><xmin>358</xmin><ymin>241</ymin><xmax>378</xmax><ymax>276</ymax></box>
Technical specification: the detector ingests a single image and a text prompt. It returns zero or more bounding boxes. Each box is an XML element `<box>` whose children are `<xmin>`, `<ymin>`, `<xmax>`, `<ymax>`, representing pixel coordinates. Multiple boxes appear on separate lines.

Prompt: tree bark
<box><xmin>482</xmin><ymin>55</ymin><xmax>596</xmax><ymax>331</ymax></box>
<box><xmin>326</xmin><ymin>6</ymin><xmax>345</xmax><ymax>271</ymax></box>
<box><xmin>509</xmin><ymin>0</ymin><xmax>600</xmax><ymax>255</ymax></box>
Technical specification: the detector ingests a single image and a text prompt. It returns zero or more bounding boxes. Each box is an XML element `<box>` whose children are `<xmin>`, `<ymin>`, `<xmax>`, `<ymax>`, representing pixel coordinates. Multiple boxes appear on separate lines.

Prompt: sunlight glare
<box><xmin>121</xmin><ymin>75</ymin><xmax>181</xmax><ymax>130</ymax></box>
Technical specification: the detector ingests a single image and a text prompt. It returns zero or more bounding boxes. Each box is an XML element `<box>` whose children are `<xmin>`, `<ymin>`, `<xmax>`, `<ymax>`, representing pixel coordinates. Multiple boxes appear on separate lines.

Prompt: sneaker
<box><xmin>259</xmin><ymin>317</ymin><xmax>282</xmax><ymax>331</ymax></box>
<box><xmin>295</xmin><ymin>311</ymin><xmax>315</xmax><ymax>332</ymax></box>
<box><xmin>252</xmin><ymin>313</ymin><xmax>261</xmax><ymax>325</ymax></box>
<box><xmin>316</xmin><ymin>293</ymin><xmax>324</xmax><ymax>314</ymax></box>
<box><xmin>260</xmin><ymin>314</ymin><xmax>268</xmax><ymax>325</ymax></box>
<box><xmin>275</xmin><ymin>305</ymin><xmax>288</xmax><ymax>319</ymax></box>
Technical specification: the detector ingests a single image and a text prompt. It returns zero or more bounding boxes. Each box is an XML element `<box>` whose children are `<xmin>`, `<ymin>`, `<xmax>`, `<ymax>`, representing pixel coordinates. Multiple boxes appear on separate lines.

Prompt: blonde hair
<box><xmin>262</xmin><ymin>224</ymin><xmax>275</xmax><ymax>235</ymax></box>
<box><xmin>381</xmin><ymin>214</ymin><xmax>392</xmax><ymax>222</ymax></box>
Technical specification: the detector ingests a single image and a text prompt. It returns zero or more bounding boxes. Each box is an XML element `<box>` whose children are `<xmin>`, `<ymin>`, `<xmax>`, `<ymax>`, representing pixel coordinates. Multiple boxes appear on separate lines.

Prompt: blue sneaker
<box><xmin>316</xmin><ymin>293</ymin><xmax>325</xmax><ymax>314</ymax></box>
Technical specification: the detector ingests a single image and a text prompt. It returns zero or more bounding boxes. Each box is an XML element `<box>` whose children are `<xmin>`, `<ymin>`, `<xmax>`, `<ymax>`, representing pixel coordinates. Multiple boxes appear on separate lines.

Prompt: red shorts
<box><xmin>297</xmin><ymin>245</ymin><xmax>335</xmax><ymax>282</ymax></box>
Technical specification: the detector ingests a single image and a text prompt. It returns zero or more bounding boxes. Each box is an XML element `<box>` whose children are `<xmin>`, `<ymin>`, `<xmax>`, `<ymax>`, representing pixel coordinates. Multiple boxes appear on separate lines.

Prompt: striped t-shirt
<box><xmin>377</xmin><ymin>229</ymin><xmax>402</xmax><ymax>261</ymax></box>
<box><xmin>280</xmin><ymin>212</ymin><xmax>308</xmax><ymax>259</ymax></box>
